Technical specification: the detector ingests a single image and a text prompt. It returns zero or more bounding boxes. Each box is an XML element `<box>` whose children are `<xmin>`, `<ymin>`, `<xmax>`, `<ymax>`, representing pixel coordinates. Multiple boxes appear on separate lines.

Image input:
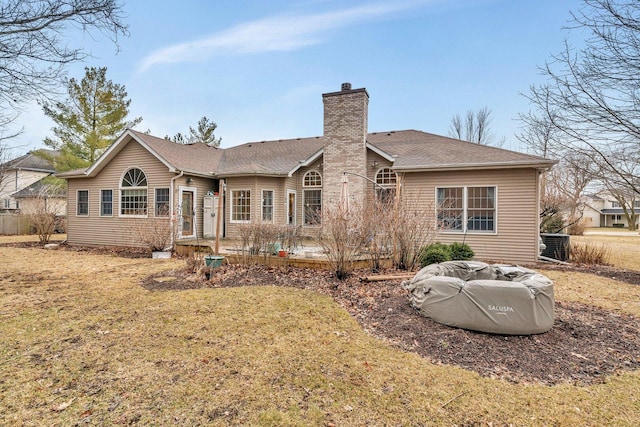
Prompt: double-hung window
<box><xmin>100</xmin><ymin>190</ymin><xmax>113</xmax><ymax>216</ymax></box>
<box><xmin>303</xmin><ymin>171</ymin><xmax>322</xmax><ymax>225</ymax></box>
<box><xmin>262</xmin><ymin>190</ymin><xmax>274</xmax><ymax>222</ymax></box>
<box><xmin>231</xmin><ymin>190</ymin><xmax>251</xmax><ymax>222</ymax></box>
<box><xmin>77</xmin><ymin>190</ymin><xmax>89</xmax><ymax>216</ymax></box>
<box><xmin>437</xmin><ymin>186</ymin><xmax>496</xmax><ymax>233</ymax></box>
<box><xmin>155</xmin><ymin>188</ymin><xmax>170</xmax><ymax>217</ymax></box>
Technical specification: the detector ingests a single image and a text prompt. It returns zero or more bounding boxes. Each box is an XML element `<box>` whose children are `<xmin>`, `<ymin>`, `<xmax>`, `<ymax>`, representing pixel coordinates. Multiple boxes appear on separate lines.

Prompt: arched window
<box><xmin>303</xmin><ymin>170</ymin><xmax>322</xmax><ymax>187</ymax></box>
<box><xmin>303</xmin><ymin>171</ymin><xmax>322</xmax><ymax>225</ymax></box>
<box><xmin>120</xmin><ymin>168</ymin><xmax>148</xmax><ymax>216</ymax></box>
<box><xmin>375</xmin><ymin>168</ymin><xmax>397</xmax><ymax>204</ymax></box>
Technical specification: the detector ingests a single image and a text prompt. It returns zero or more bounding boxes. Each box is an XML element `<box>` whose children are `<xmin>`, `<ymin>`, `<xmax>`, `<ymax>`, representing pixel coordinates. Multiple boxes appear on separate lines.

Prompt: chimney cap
<box><xmin>341</xmin><ymin>82</ymin><xmax>352</xmax><ymax>91</ymax></box>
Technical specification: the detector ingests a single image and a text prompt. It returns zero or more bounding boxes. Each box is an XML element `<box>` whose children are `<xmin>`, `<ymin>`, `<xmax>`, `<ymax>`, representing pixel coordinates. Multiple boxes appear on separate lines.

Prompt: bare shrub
<box><xmin>567</xmin><ymin>218</ymin><xmax>588</xmax><ymax>236</ymax></box>
<box><xmin>279</xmin><ymin>224</ymin><xmax>302</xmax><ymax>254</ymax></box>
<box><xmin>570</xmin><ymin>242</ymin><xmax>611</xmax><ymax>265</ymax></box>
<box><xmin>236</xmin><ymin>223</ymin><xmax>258</xmax><ymax>264</ymax></box>
<box><xmin>236</xmin><ymin>223</ymin><xmax>295</xmax><ymax>264</ymax></box>
<box><xmin>361</xmin><ymin>198</ymin><xmax>394</xmax><ymax>271</ymax></box>
<box><xmin>19</xmin><ymin>179</ymin><xmax>66</xmax><ymax>243</ymax></box>
<box><xmin>132</xmin><ymin>217</ymin><xmax>172</xmax><ymax>252</ymax></box>
<box><xmin>314</xmin><ymin>201</ymin><xmax>366</xmax><ymax>280</ymax></box>
<box><xmin>381</xmin><ymin>190</ymin><xmax>439</xmax><ymax>271</ymax></box>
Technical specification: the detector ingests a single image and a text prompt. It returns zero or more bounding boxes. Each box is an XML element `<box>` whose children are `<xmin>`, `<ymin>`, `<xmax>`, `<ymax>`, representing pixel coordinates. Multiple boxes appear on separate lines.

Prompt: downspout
<box><xmin>170</xmin><ymin>171</ymin><xmax>184</xmax><ymax>248</ymax></box>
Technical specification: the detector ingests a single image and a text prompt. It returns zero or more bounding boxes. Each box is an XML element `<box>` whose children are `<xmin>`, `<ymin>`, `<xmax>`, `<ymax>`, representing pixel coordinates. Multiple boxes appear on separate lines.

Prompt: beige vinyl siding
<box><xmin>365</xmin><ymin>151</ymin><xmax>394</xmax><ymax>207</ymax></box>
<box><xmin>225</xmin><ymin>176</ymin><xmax>259</xmax><ymax>239</ymax></box>
<box><xmin>282</xmin><ymin>174</ymin><xmax>297</xmax><ymax>226</ymax></box>
<box><xmin>66</xmin><ymin>140</ymin><xmax>181</xmax><ymax>247</ymax></box>
<box><xmin>176</xmin><ymin>175</ymin><xmax>218</xmax><ymax>240</ymax></box>
<box><xmin>402</xmin><ymin>168</ymin><xmax>540</xmax><ymax>264</ymax></box>
<box><xmin>224</xmin><ymin>172</ymin><xmax>325</xmax><ymax>239</ymax></box>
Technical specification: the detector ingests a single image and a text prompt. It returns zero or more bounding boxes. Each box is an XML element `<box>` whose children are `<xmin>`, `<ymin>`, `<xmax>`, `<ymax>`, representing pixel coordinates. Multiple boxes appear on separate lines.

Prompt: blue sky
<box><xmin>8</xmin><ymin>0</ymin><xmax>584</xmax><ymax>156</ymax></box>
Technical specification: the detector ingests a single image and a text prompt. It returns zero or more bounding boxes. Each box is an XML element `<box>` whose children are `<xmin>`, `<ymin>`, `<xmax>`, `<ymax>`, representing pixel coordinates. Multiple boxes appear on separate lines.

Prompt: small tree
<box><xmin>20</xmin><ymin>177</ymin><xmax>66</xmax><ymax>243</ymax></box>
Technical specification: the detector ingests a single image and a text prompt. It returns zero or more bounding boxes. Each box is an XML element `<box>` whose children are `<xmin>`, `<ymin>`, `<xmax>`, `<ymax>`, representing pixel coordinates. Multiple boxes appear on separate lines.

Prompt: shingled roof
<box><xmin>59</xmin><ymin>130</ymin><xmax>224</xmax><ymax>178</ymax></box>
<box><xmin>215</xmin><ymin>136</ymin><xmax>324</xmax><ymax>177</ymax></box>
<box><xmin>2</xmin><ymin>149</ymin><xmax>58</xmax><ymax>173</ymax></box>
<box><xmin>366</xmin><ymin>130</ymin><xmax>554</xmax><ymax>170</ymax></box>
<box><xmin>214</xmin><ymin>129</ymin><xmax>554</xmax><ymax>176</ymax></box>
<box><xmin>58</xmin><ymin>127</ymin><xmax>554</xmax><ymax>179</ymax></box>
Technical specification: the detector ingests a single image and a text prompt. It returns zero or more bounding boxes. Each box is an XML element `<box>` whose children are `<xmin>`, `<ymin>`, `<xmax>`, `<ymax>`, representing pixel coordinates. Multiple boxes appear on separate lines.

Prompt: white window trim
<box><xmin>119</xmin><ymin>167</ymin><xmax>149</xmax><ymax>218</ymax></box>
<box><xmin>303</xmin><ymin>170</ymin><xmax>322</xmax><ymax>187</ymax></box>
<box><xmin>303</xmin><ymin>188</ymin><xmax>322</xmax><ymax>226</ymax></box>
<box><xmin>230</xmin><ymin>189</ymin><xmax>251</xmax><ymax>224</ymax></box>
<box><xmin>178</xmin><ymin>186</ymin><xmax>197</xmax><ymax>239</ymax></box>
<box><xmin>99</xmin><ymin>189</ymin><xmax>113</xmax><ymax>217</ymax></box>
<box><xmin>287</xmin><ymin>189</ymin><xmax>296</xmax><ymax>225</ymax></box>
<box><xmin>436</xmin><ymin>185</ymin><xmax>498</xmax><ymax>235</ymax></box>
<box><xmin>76</xmin><ymin>189</ymin><xmax>89</xmax><ymax>216</ymax></box>
<box><xmin>261</xmin><ymin>189</ymin><xmax>274</xmax><ymax>223</ymax></box>
<box><xmin>375</xmin><ymin>167</ymin><xmax>398</xmax><ymax>187</ymax></box>
<box><xmin>154</xmin><ymin>187</ymin><xmax>171</xmax><ymax>217</ymax></box>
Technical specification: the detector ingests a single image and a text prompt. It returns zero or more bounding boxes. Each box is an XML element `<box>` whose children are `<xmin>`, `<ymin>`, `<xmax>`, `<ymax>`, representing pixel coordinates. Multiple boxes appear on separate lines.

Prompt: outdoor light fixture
<box><xmin>186</xmin><ymin>177</ymin><xmax>193</xmax><ymax>184</ymax></box>
<box><xmin>370</xmin><ymin>161</ymin><xmax>378</xmax><ymax>169</ymax></box>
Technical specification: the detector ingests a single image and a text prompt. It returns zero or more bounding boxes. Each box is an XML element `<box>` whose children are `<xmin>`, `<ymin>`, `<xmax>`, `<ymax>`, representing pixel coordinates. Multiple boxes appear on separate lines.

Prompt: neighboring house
<box><xmin>582</xmin><ymin>193</ymin><xmax>640</xmax><ymax>228</ymax></box>
<box><xmin>0</xmin><ymin>149</ymin><xmax>58</xmax><ymax>212</ymax></box>
<box><xmin>59</xmin><ymin>83</ymin><xmax>556</xmax><ymax>263</ymax></box>
<box><xmin>12</xmin><ymin>180</ymin><xmax>67</xmax><ymax>216</ymax></box>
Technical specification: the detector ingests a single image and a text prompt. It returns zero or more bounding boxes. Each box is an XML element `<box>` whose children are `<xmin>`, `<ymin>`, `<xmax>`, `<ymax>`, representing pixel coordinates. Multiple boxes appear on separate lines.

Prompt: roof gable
<box><xmin>64</xmin><ymin>129</ymin><xmax>223</xmax><ymax>178</ymax></box>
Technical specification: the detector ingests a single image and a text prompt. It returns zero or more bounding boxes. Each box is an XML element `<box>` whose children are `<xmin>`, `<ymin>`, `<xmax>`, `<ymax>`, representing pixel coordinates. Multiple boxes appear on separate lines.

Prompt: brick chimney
<box><xmin>322</xmin><ymin>83</ymin><xmax>369</xmax><ymax>208</ymax></box>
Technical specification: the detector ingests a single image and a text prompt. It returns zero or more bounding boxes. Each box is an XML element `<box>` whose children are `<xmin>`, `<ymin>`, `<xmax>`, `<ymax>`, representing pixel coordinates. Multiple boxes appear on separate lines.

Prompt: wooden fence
<box><xmin>0</xmin><ymin>214</ymin><xmax>32</xmax><ymax>235</ymax></box>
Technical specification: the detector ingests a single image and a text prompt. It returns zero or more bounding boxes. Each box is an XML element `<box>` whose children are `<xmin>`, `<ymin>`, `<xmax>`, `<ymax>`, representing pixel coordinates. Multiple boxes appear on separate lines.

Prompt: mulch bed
<box><xmin>141</xmin><ymin>263</ymin><xmax>640</xmax><ymax>386</ymax></box>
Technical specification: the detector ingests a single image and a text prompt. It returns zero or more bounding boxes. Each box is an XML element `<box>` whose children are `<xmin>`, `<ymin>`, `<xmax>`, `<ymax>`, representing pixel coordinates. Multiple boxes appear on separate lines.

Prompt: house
<box><xmin>0</xmin><ymin>149</ymin><xmax>58</xmax><ymax>212</ymax></box>
<box><xmin>59</xmin><ymin>83</ymin><xmax>556</xmax><ymax>263</ymax></box>
<box><xmin>581</xmin><ymin>193</ymin><xmax>639</xmax><ymax>228</ymax></box>
<box><xmin>12</xmin><ymin>179</ymin><xmax>67</xmax><ymax>216</ymax></box>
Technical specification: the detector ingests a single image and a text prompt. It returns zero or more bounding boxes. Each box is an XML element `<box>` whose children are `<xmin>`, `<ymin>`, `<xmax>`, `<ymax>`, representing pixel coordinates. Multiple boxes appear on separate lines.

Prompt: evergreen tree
<box><xmin>166</xmin><ymin>116</ymin><xmax>221</xmax><ymax>146</ymax></box>
<box><xmin>41</xmin><ymin>67</ymin><xmax>142</xmax><ymax>170</ymax></box>
<box><xmin>189</xmin><ymin>116</ymin><xmax>221</xmax><ymax>147</ymax></box>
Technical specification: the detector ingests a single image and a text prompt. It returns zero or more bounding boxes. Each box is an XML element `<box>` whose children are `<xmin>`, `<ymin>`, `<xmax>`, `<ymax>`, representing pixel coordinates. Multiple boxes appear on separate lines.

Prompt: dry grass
<box><xmin>1</xmin><ymin>236</ymin><xmax>640</xmax><ymax>425</ymax></box>
<box><xmin>572</xmin><ymin>232</ymin><xmax>640</xmax><ymax>271</ymax></box>
<box><xmin>569</xmin><ymin>241</ymin><xmax>612</xmax><ymax>265</ymax></box>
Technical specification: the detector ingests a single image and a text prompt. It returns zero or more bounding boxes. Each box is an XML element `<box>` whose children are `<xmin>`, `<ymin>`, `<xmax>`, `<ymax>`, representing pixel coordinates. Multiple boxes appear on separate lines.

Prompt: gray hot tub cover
<box><xmin>402</xmin><ymin>261</ymin><xmax>554</xmax><ymax>335</ymax></box>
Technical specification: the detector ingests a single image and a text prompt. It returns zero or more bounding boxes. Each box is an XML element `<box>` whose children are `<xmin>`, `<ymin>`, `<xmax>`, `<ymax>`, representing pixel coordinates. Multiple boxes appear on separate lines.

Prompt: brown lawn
<box><xmin>0</xmin><ymin>234</ymin><xmax>639</xmax><ymax>425</ymax></box>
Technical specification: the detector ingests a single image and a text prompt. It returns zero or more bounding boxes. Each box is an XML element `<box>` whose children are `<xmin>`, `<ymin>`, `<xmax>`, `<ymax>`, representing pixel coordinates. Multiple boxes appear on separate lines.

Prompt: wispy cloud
<box><xmin>138</xmin><ymin>1</ymin><xmax>428</xmax><ymax>72</ymax></box>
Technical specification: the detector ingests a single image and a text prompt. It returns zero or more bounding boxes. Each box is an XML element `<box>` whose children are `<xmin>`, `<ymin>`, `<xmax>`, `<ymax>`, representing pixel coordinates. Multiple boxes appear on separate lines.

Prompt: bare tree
<box><xmin>541</xmin><ymin>153</ymin><xmax>596</xmax><ymax>233</ymax></box>
<box><xmin>0</xmin><ymin>0</ymin><xmax>128</xmax><ymax>135</ymax></box>
<box><xmin>516</xmin><ymin>110</ymin><xmax>562</xmax><ymax>158</ymax></box>
<box><xmin>526</xmin><ymin>0</ymin><xmax>640</xmax><ymax>196</ymax></box>
<box><xmin>593</xmin><ymin>149</ymin><xmax>640</xmax><ymax>230</ymax></box>
<box><xmin>19</xmin><ymin>178</ymin><xmax>66</xmax><ymax>243</ymax></box>
<box><xmin>449</xmin><ymin>107</ymin><xmax>504</xmax><ymax>146</ymax></box>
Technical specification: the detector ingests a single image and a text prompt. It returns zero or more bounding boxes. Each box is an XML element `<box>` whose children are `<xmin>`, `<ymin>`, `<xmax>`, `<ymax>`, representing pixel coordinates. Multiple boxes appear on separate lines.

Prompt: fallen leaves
<box><xmin>142</xmin><ymin>264</ymin><xmax>640</xmax><ymax>386</ymax></box>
